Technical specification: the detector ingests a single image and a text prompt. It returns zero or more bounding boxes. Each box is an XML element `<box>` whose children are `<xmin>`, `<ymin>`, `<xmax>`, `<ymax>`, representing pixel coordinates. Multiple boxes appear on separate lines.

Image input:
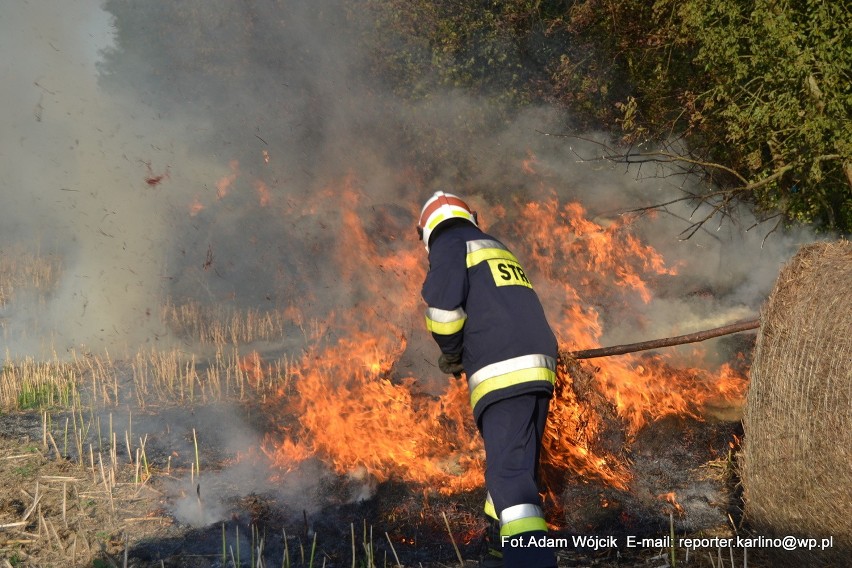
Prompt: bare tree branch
<box><xmin>535</xmin><ymin>132</ymin><xmax>826</xmax><ymax>238</ymax></box>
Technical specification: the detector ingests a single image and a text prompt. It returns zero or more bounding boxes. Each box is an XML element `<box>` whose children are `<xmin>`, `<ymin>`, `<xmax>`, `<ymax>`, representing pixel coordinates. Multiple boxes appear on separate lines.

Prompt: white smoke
<box><xmin>1</xmin><ymin>1</ymin><xmax>178</xmax><ymax>355</ymax></box>
<box><xmin>0</xmin><ymin>1</ymin><xmax>828</xmax><ymax>538</ymax></box>
<box><xmin>0</xmin><ymin>1</ymin><xmax>819</xmax><ymax>362</ymax></box>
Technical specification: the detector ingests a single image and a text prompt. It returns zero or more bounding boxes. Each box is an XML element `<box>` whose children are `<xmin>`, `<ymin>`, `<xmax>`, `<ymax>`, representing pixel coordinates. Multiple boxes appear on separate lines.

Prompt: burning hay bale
<box><xmin>742</xmin><ymin>240</ymin><xmax>852</xmax><ymax>566</ymax></box>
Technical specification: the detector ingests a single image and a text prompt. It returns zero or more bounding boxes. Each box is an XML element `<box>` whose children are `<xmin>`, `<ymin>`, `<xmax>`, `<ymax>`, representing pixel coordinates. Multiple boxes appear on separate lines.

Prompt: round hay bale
<box><xmin>742</xmin><ymin>240</ymin><xmax>852</xmax><ymax>566</ymax></box>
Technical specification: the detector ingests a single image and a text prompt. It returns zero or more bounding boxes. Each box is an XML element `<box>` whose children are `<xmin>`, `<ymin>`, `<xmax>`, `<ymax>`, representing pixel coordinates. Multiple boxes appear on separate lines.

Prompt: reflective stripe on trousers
<box><xmin>499</xmin><ymin>503</ymin><xmax>548</xmax><ymax>537</ymax></box>
<box><xmin>485</xmin><ymin>494</ymin><xmax>548</xmax><ymax>536</ymax></box>
<box><xmin>484</xmin><ymin>492</ymin><xmax>498</xmax><ymax>520</ymax></box>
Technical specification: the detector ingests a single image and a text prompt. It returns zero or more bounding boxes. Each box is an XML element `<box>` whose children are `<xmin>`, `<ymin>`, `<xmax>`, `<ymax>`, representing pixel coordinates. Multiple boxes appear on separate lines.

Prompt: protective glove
<box><xmin>438</xmin><ymin>352</ymin><xmax>464</xmax><ymax>376</ymax></box>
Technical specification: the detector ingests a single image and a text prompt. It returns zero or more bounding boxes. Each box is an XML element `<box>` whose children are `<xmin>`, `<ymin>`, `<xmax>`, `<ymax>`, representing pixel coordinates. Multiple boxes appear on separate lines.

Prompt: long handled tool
<box><xmin>568</xmin><ymin>318</ymin><xmax>760</xmax><ymax>360</ymax></box>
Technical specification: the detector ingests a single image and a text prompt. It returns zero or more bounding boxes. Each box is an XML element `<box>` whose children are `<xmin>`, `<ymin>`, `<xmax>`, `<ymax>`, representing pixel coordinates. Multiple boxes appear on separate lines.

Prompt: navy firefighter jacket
<box><xmin>421</xmin><ymin>221</ymin><xmax>558</xmax><ymax>422</ymax></box>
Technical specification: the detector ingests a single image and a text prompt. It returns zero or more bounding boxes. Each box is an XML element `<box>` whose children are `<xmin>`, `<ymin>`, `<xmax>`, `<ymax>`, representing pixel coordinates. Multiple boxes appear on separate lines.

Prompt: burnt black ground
<box><xmin>0</xmin><ymin>397</ymin><xmax>754</xmax><ymax>567</ymax></box>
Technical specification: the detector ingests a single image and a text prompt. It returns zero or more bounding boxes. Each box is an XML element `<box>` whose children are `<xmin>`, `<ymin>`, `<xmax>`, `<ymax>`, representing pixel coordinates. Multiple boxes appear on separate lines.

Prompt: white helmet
<box><xmin>417</xmin><ymin>191</ymin><xmax>478</xmax><ymax>251</ymax></box>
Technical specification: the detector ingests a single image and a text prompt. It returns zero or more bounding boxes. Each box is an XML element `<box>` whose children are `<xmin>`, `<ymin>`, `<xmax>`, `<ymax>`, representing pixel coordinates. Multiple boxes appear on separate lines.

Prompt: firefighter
<box><xmin>418</xmin><ymin>191</ymin><xmax>558</xmax><ymax>568</ymax></box>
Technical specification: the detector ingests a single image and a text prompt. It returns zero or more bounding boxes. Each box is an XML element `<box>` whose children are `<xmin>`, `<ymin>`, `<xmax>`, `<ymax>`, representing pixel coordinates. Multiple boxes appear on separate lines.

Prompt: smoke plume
<box><xmin>1</xmin><ymin>1</ymin><xmax>817</xmax><ymax>360</ymax></box>
<box><xmin>1</xmin><ymin>0</ymin><xmax>825</xmax><ymax>529</ymax></box>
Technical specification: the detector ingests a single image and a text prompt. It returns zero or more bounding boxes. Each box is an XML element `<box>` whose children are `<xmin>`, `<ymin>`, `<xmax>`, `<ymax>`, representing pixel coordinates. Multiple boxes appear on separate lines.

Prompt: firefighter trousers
<box><xmin>479</xmin><ymin>393</ymin><xmax>556</xmax><ymax>568</ymax></box>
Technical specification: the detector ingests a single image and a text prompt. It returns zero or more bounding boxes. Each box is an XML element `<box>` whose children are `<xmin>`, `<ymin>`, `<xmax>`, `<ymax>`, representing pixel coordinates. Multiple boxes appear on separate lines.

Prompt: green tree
<box><xmin>356</xmin><ymin>0</ymin><xmax>852</xmax><ymax>234</ymax></box>
<box><xmin>661</xmin><ymin>0</ymin><xmax>852</xmax><ymax>231</ymax></box>
<box><xmin>357</xmin><ymin>0</ymin><xmax>580</xmax><ymax>104</ymax></box>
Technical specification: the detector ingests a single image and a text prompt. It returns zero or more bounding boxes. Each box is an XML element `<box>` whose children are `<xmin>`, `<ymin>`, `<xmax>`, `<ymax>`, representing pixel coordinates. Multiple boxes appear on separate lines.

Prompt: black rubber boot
<box><xmin>479</xmin><ymin>519</ymin><xmax>503</xmax><ymax>567</ymax></box>
<box><xmin>501</xmin><ymin>530</ymin><xmax>556</xmax><ymax>568</ymax></box>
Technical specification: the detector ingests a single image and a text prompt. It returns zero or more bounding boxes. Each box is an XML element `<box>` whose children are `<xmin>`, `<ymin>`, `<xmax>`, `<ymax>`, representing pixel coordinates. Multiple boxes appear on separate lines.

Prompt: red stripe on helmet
<box><xmin>418</xmin><ymin>195</ymin><xmax>471</xmax><ymax>228</ymax></box>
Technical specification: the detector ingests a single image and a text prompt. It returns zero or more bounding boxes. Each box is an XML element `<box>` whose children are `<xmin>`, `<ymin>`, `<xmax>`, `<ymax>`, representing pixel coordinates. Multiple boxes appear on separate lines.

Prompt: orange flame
<box><xmin>205</xmin><ymin>168</ymin><xmax>750</xmax><ymax>498</ymax></box>
<box><xmin>658</xmin><ymin>491</ymin><xmax>685</xmax><ymax>515</ymax></box>
<box><xmin>521</xmin><ymin>150</ymin><xmax>539</xmax><ymax>175</ymax></box>
<box><xmin>542</xmin><ymin>359</ymin><xmax>632</xmax><ymax>491</ymax></box>
<box><xmin>509</xmin><ymin>195</ymin><xmax>745</xmax><ymax>436</ymax></box>
<box><xmin>216</xmin><ymin>160</ymin><xmax>239</xmax><ymax>200</ymax></box>
<box><xmin>255</xmin><ymin>180</ymin><xmax>271</xmax><ymax>207</ymax></box>
<box><xmin>264</xmin><ymin>330</ymin><xmax>484</xmax><ymax>493</ymax></box>
<box><xmin>188</xmin><ymin>195</ymin><xmax>205</xmax><ymax>216</ymax></box>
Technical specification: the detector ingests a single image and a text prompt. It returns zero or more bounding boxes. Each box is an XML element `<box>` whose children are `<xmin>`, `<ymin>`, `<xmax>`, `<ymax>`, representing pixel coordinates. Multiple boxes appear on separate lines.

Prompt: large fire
<box><xmin>199</xmin><ymin>159</ymin><xmax>748</xmax><ymax>499</ymax></box>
